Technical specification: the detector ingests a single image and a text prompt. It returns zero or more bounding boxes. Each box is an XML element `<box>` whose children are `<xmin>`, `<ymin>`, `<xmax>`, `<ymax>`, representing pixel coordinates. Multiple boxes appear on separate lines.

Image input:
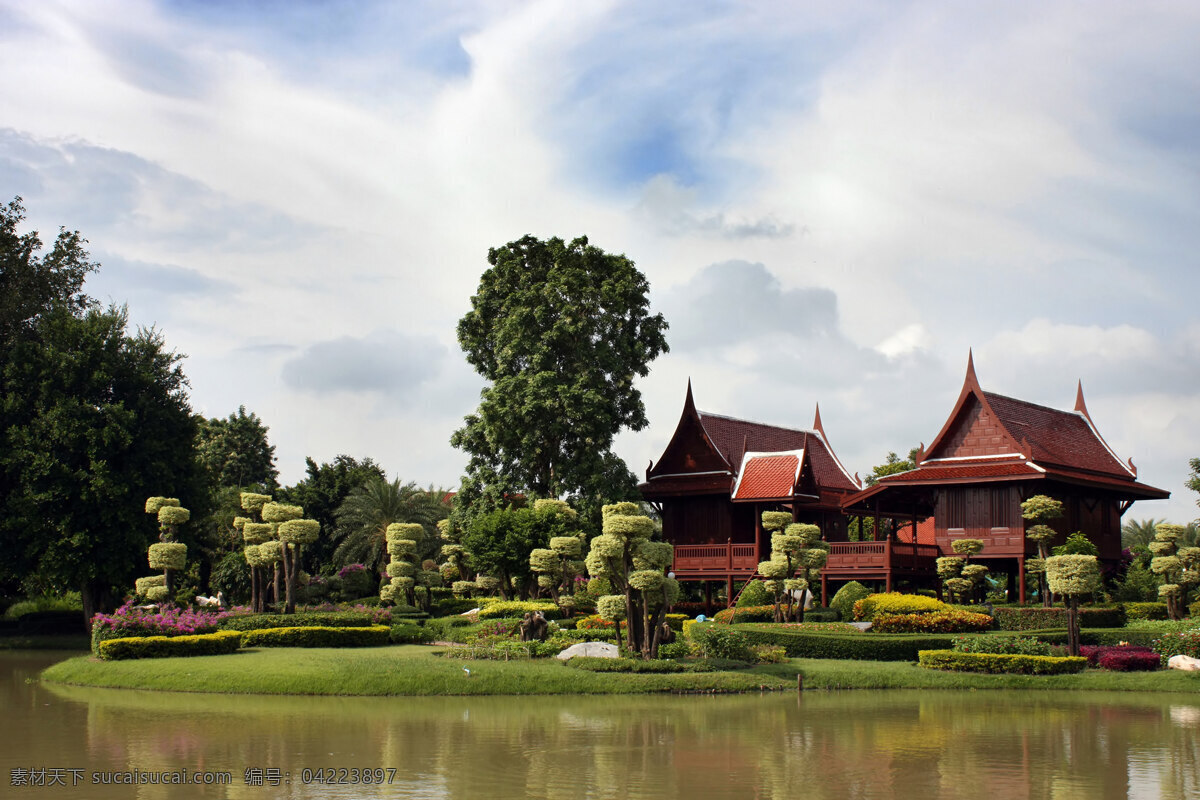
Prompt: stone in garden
<box><xmin>555</xmin><ymin>642</ymin><xmax>620</xmax><ymax>661</ymax></box>
<box><xmin>1167</xmin><ymin>654</ymin><xmax>1200</xmax><ymax>671</ymax></box>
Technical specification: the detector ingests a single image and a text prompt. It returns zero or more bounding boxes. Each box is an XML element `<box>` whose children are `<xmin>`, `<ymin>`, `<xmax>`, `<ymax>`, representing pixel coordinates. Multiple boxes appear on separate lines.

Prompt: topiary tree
<box><xmin>1045</xmin><ymin>554</ymin><xmax>1101</xmax><ymax>656</ymax></box>
<box><xmin>277</xmin><ymin>516</ymin><xmax>319</xmax><ymax>614</ymax></box>
<box><xmin>585</xmin><ymin>502</ymin><xmax>678</xmax><ymax>658</ymax></box>
<box><xmin>528</xmin><ymin>501</ymin><xmax>587</xmax><ymax>606</ymax></box>
<box><xmin>1149</xmin><ymin>523</ymin><xmax>1200</xmax><ymax>620</ymax></box>
<box><xmin>262</xmin><ymin>502</ymin><xmax>309</xmax><ymax>614</ymax></box>
<box><xmin>1022</xmin><ymin>495</ymin><xmax>1063</xmax><ymax>607</ymax></box>
<box><xmin>239</xmin><ymin>492</ymin><xmax>275</xmax><ymax>612</ymax></box>
<box><xmin>596</xmin><ymin>593</ymin><xmax>627</xmax><ymax>651</ymax></box>
<box><xmin>949</xmin><ymin>539</ymin><xmax>988</xmax><ymax>603</ymax></box>
<box><xmin>145</xmin><ymin>496</ymin><xmax>189</xmax><ymax>603</ymax></box>
<box><xmin>383</xmin><ymin>522</ymin><xmax>423</xmax><ymax>607</ymax></box>
<box><xmin>756</xmin><ymin>513</ymin><xmax>826</xmax><ymax>623</ymax></box>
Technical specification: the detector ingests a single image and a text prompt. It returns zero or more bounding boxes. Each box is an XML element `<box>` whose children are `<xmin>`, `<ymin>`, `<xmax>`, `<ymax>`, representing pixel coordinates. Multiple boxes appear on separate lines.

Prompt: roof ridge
<box><xmin>697</xmin><ymin>409</ymin><xmax>816</xmax><ymax>436</ymax></box>
<box><xmin>983</xmin><ymin>390</ymin><xmax>1075</xmax><ymax>417</ymax></box>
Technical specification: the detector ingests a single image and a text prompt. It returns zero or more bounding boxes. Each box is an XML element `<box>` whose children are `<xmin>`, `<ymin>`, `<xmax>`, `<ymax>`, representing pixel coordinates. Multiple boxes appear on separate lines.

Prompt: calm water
<box><xmin>5</xmin><ymin>650</ymin><xmax>1200</xmax><ymax>799</ymax></box>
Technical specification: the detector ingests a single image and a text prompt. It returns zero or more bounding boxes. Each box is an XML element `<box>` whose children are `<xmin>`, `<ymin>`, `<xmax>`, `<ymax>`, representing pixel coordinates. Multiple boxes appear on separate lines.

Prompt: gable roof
<box><xmin>642</xmin><ymin>384</ymin><xmax>861</xmax><ymax>496</ymax></box>
<box><xmin>731</xmin><ymin>451</ymin><xmax>803</xmax><ymax>501</ymax></box>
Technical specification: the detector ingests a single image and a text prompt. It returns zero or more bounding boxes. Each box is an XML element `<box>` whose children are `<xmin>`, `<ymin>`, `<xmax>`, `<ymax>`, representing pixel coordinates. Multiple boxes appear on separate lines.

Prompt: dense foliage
<box><xmin>241</xmin><ymin>624</ymin><xmax>391</xmax><ymax>648</ymax></box>
<box><xmin>98</xmin><ymin>631</ymin><xmax>243</xmax><ymax>661</ymax></box>
<box><xmin>918</xmin><ymin>650</ymin><xmax>1086</xmax><ymax>675</ymax></box>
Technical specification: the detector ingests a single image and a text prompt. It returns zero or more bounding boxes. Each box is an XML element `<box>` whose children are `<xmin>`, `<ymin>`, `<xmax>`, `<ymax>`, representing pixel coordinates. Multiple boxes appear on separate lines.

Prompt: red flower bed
<box><xmin>1080</xmin><ymin>644</ymin><xmax>1160</xmax><ymax>671</ymax></box>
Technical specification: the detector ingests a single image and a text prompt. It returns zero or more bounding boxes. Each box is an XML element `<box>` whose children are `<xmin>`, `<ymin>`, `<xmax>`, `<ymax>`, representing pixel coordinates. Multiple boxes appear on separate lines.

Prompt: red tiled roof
<box><xmin>983</xmin><ymin>392</ymin><xmax>1132</xmax><ymax>478</ymax></box>
<box><xmin>1039</xmin><ymin>465</ymin><xmax>1170</xmax><ymax>498</ymax></box>
<box><xmin>698</xmin><ymin>412</ymin><xmax>859</xmax><ymax>491</ymax></box>
<box><xmin>879</xmin><ymin>461</ymin><xmax>1038</xmax><ymax>483</ymax></box>
<box><xmin>732</xmin><ymin>454</ymin><xmax>799</xmax><ymax>500</ymax></box>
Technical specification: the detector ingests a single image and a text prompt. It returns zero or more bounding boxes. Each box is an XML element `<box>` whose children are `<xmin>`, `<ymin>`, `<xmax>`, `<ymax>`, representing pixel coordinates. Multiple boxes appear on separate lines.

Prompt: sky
<box><xmin>2</xmin><ymin>0</ymin><xmax>1198</xmax><ymax>522</ymax></box>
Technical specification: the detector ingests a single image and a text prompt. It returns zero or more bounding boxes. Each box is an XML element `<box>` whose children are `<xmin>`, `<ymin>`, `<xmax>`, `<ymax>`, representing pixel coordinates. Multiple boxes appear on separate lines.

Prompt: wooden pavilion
<box><xmin>841</xmin><ymin>353</ymin><xmax>1169</xmax><ymax>603</ymax></box>
<box><xmin>638</xmin><ymin>382</ymin><xmax>862</xmax><ymax>605</ymax></box>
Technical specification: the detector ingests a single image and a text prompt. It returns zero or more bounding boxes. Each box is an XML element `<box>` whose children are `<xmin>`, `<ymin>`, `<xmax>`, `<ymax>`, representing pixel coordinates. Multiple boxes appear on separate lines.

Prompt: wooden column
<box><xmin>1018</xmin><ymin>556</ymin><xmax>1027</xmax><ymax>605</ymax></box>
<box><xmin>821</xmin><ymin>572</ymin><xmax>829</xmax><ymax>607</ymax></box>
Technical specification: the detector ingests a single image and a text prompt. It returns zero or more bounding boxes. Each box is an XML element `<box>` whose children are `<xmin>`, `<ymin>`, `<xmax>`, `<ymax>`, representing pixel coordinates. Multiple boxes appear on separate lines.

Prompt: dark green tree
<box><xmin>279</xmin><ymin>455</ymin><xmax>387</xmax><ymax>572</ymax></box>
<box><xmin>460</xmin><ymin>506</ymin><xmax>550</xmax><ymax>600</ymax></box>
<box><xmin>0</xmin><ymin>305</ymin><xmax>202</xmax><ymax>620</ymax></box>
<box><xmin>196</xmin><ymin>406</ymin><xmax>279</xmax><ymax>491</ymax></box>
<box><xmin>451</xmin><ymin>235</ymin><xmax>668</xmax><ymax>525</ymax></box>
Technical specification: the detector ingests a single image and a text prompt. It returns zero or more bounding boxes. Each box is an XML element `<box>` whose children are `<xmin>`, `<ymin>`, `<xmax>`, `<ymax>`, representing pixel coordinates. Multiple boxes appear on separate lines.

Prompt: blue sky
<box><xmin>2</xmin><ymin>0</ymin><xmax>1198</xmax><ymax>521</ymax></box>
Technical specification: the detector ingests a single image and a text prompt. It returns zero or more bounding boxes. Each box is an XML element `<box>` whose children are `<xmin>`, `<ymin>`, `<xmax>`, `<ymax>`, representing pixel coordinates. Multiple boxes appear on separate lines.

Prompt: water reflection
<box><xmin>5</xmin><ymin>652</ymin><xmax>1199</xmax><ymax>799</ymax></box>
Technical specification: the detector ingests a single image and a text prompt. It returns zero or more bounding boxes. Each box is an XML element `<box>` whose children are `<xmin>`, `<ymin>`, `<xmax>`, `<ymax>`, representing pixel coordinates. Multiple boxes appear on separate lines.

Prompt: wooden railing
<box><xmin>672</xmin><ymin>541</ymin><xmax>758</xmax><ymax>574</ymax></box>
<box><xmin>824</xmin><ymin>541</ymin><xmax>939</xmax><ymax>574</ymax></box>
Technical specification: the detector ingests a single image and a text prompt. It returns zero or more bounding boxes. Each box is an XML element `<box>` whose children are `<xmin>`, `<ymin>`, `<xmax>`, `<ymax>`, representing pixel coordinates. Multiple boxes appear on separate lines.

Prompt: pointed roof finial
<box><xmin>813</xmin><ymin>402</ymin><xmax>826</xmax><ymax>437</ymax></box>
<box><xmin>965</xmin><ymin>348</ymin><xmax>979</xmax><ymax>387</ymax></box>
<box><xmin>1074</xmin><ymin>379</ymin><xmax>1092</xmax><ymax>421</ymax></box>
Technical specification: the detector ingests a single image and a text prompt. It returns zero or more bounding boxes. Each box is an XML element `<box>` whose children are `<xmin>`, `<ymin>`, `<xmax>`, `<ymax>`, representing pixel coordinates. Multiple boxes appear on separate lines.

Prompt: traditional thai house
<box><xmin>841</xmin><ymin>353</ymin><xmax>1169</xmax><ymax>603</ymax></box>
<box><xmin>638</xmin><ymin>382</ymin><xmax>861</xmax><ymax>605</ymax></box>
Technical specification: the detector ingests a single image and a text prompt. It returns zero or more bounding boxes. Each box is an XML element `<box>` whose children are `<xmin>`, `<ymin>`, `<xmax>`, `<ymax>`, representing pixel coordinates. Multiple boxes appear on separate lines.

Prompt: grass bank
<box><xmin>40</xmin><ymin>645</ymin><xmax>1200</xmax><ymax>696</ymax></box>
<box><xmin>41</xmin><ymin>645</ymin><xmax>792</xmax><ymax>696</ymax></box>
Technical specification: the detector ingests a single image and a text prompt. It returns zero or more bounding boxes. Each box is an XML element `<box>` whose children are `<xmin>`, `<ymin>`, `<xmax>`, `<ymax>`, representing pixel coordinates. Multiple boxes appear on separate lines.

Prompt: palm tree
<box><xmin>331</xmin><ymin>478</ymin><xmax>449</xmax><ymax>573</ymax></box>
<box><xmin>1121</xmin><ymin>518</ymin><xmax>1166</xmax><ymax>551</ymax></box>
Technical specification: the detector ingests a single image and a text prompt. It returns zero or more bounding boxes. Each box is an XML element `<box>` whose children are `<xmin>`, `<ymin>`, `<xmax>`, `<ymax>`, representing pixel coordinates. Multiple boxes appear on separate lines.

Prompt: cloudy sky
<box><xmin>3</xmin><ymin>0</ymin><xmax>1198</xmax><ymax>522</ymax></box>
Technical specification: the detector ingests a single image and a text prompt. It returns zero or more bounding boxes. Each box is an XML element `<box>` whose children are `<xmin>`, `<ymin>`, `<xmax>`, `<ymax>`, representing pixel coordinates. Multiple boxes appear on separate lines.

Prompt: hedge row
<box><xmin>98</xmin><ymin>631</ymin><xmax>243</xmax><ymax>661</ymax></box>
<box><xmin>871</xmin><ymin>610</ymin><xmax>992</xmax><ymax>634</ymax></box>
<box><xmin>732</xmin><ymin>624</ymin><xmax>958</xmax><ymax>661</ymax></box>
<box><xmin>918</xmin><ymin>649</ymin><xmax>1086</xmax><ymax>675</ymax></box>
<box><xmin>1124</xmin><ymin>602</ymin><xmax>1169</xmax><ymax>621</ymax></box>
<box><xmin>241</xmin><ymin>625</ymin><xmax>390</xmax><ymax>648</ymax></box>
<box><xmin>1011</xmin><ymin>628</ymin><xmax>1162</xmax><ymax>648</ymax></box>
<box><xmin>991</xmin><ymin>606</ymin><xmax>1125</xmax><ymax>630</ymax></box>
<box><xmin>218</xmin><ymin>612</ymin><xmax>381</xmax><ymax>631</ymax></box>
<box><xmin>477</xmin><ymin>601</ymin><xmax>561</xmax><ymax>620</ymax></box>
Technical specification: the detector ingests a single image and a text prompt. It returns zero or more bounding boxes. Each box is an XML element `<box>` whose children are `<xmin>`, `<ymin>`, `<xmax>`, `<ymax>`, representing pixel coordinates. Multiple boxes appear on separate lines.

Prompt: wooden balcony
<box><xmin>822</xmin><ymin>540</ymin><xmax>940</xmax><ymax>578</ymax></box>
<box><xmin>671</xmin><ymin>541</ymin><xmax>759</xmax><ymax>576</ymax></box>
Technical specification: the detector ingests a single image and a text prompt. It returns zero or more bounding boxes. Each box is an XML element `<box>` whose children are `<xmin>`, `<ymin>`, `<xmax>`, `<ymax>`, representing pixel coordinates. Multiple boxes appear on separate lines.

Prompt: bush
<box><xmin>477</xmin><ymin>601</ymin><xmax>561</xmax><ymax>620</ymax></box>
<box><xmin>664</xmin><ymin>613</ymin><xmax>688</xmax><ymax>631</ymax></box>
<box><xmin>736</xmin><ymin>580</ymin><xmax>772</xmax><ymax>607</ymax></box>
<box><xmin>713</xmin><ymin>605</ymin><xmax>776</xmax><ymax>624</ymax></box>
<box><xmin>918</xmin><ymin>649</ymin><xmax>1086</xmax><ymax>674</ymax></box>
<box><xmin>565</xmin><ymin>657</ymin><xmax>685</xmax><ymax>673</ymax></box>
<box><xmin>99</xmin><ymin>631</ymin><xmax>243</xmax><ymax>661</ymax></box>
<box><xmin>91</xmin><ymin>603</ymin><xmax>229</xmax><ymax>655</ymax></box>
<box><xmin>830</xmin><ymin>581</ymin><xmax>869</xmax><ymax>622</ymax></box>
<box><xmin>241</xmin><ymin>625</ymin><xmax>390</xmax><ymax>648</ymax></box>
<box><xmin>657</xmin><ymin>641</ymin><xmax>690</xmax><ymax>659</ymax></box>
<box><xmin>688</xmin><ymin>624</ymin><xmax>754</xmax><ymax>661</ymax></box>
<box><xmin>871</xmin><ymin>610</ymin><xmax>993</xmax><ymax>634</ymax></box>
<box><xmin>335</xmin><ymin>564</ymin><xmax>378</xmax><ymax>600</ymax></box>
<box><xmin>1190</xmin><ymin>599</ymin><xmax>1200</xmax><ymax>619</ymax></box>
<box><xmin>1124</xmin><ymin>602</ymin><xmax>1169</xmax><ymax>621</ymax></box>
<box><xmin>1097</xmin><ymin>649</ymin><xmax>1161</xmax><ymax>672</ymax></box>
<box><xmin>389</xmin><ymin>622</ymin><xmax>434</xmax><ymax>644</ymax></box>
<box><xmin>432</xmin><ymin>597</ymin><xmax>480</xmax><ymax>616</ymax></box>
<box><xmin>1152</xmin><ymin>629</ymin><xmax>1200</xmax><ymax>660</ymax></box>
<box><xmin>16</xmin><ymin>610</ymin><xmax>85</xmax><ymax>636</ymax></box>
<box><xmin>853</xmin><ymin>593</ymin><xmax>949</xmax><ymax>621</ymax></box>
<box><xmin>217</xmin><ymin>611</ymin><xmax>385</xmax><ymax>631</ymax></box>
<box><xmin>734</xmin><ymin>624</ymin><xmax>957</xmax><ymax>661</ymax></box>
<box><xmin>803</xmin><ymin>608</ymin><xmax>841</xmax><ymax>623</ymax></box>
<box><xmin>951</xmin><ymin>636</ymin><xmax>1051</xmax><ymax>656</ymax></box>
<box><xmin>3</xmin><ymin>593</ymin><xmax>83</xmax><ymax>620</ymax></box>
<box><xmin>992</xmin><ymin>606</ymin><xmax>1126</xmax><ymax>630</ymax></box>
<box><xmin>750</xmin><ymin>644</ymin><xmax>788</xmax><ymax>664</ymax></box>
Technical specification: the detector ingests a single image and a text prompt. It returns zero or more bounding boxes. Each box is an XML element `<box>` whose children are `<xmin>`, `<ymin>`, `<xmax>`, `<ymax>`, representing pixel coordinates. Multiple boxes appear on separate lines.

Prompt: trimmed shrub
<box><xmin>688</xmin><ymin>624</ymin><xmax>754</xmax><ymax>661</ymax></box>
<box><xmin>657</xmin><ymin>641</ymin><xmax>690</xmax><ymax>659</ymax></box>
<box><xmin>217</xmin><ymin>611</ymin><xmax>384</xmax><ymax>631</ymax></box>
<box><xmin>389</xmin><ymin>623</ymin><xmax>434</xmax><ymax>644</ymax></box>
<box><xmin>1124</xmin><ymin>602</ymin><xmax>1170</xmax><ymax>621</ymax></box>
<box><xmin>713</xmin><ymin>605</ymin><xmax>776</xmax><ymax>624</ymax></box>
<box><xmin>803</xmin><ymin>609</ymin><xmax>841</xmax><ymax>622</ymax></box>
<box><xmin>99</xmin><ymin>631</ymin><xmax>243</xmax><ymax>661</ymax></box>
<box><xmin>241</xmin><ymin>625</ymin><xmax>390</xmax><ymax>648</ymax></box>
<box><xmin>871</xmin><ymin>610</ymin><xmax>993</xmax><ymax>634</ymax></box>
<box><xmin>952</xmin><ymin>635</ymin><xmax>1051</xmax><ymax>656</ymax></box>
<box><xmin>664</xmin><ymin>613</ymin><xmax>688</xmax><ymax>631</ymax></box>
<box><xmin>477</xmin><ymin>601</ymin><xmax>561</xmax><ymax>620</ymax></box>
<box><xmin>750</xmin><ymin>644</ymin><xmax>788</xmax><ymax>664</ymax></box>
<box><xmin>1079</xmin><ymin>644</ymin><xmax>1158</xmax><ymax>668</ymax></box>
<box><xmin>1152</xmin><ymin>629</ymin><xmax>1200</xmax><ymax>660</ymax></box>
<box><xmin>736</xmin><ymin>580</ymin><xmax>773</xmax><ymax>608</ymax></box>
<box><xmin>91</xmin><ymin>603</ymin><xmax>229</xmax><ymax>654</ymax></box>
<box><xmin>1097</xmin><ymin>649</ymin><xmax>1162</xmax><ymax>672</ymax></box>
<box><xmin>735</xmin><ymin>624</ymin><xmax>957</xmax><ymax>661</ymax></box>
<box><xmin>1190</xmin><ymin>599</ymin><xmax>1200</xmax><ymax>619</ymax></box>
<box><xmin>918</xmin><ymin>649</ymin><xmax>1086</xmax><ymax>674</ymax></box>
<box><xmin>565</xmin><ymin>657</ymin><xmax>686</xmax><ymax>673</ymax></box>
<box><xmin>992</xmin><ymin>606</ymin><xmax>1126</xmax><ymax>631</ymax></box>
<box><xmin>830</xmin><ymin>581</ymin><xmax>869</xmax><ymax>621</ymax></box>
<box><xmin>853</xmin><ymin>593</ymin><xmax>950</xmax><ymax>621</ymax></box>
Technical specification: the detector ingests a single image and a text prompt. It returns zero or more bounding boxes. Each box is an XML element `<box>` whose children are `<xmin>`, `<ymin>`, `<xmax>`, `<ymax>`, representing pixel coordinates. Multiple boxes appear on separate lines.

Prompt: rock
<box><xmin>1168</xmin><ymin>654</ymin><xmax>1200</xmax><ymax>671</ymax></box>
<box><xmin>555</xmin><ymin>641</ymin><xmax>620</xmax><ymax>661</ymax></box>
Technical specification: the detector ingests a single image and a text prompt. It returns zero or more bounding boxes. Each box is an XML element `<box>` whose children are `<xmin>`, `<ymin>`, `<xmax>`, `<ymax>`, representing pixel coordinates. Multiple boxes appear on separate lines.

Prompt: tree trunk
<box><xmin>1066</xmin><ymin>597</ymin><xmax>1080</xmax><ymax>657</ymax></box>
<box><xmin>284</xmin><ymin>544</ymin><xmax>299</xmax><ymax>614</ymax></box>
<box><xmin>164</xmin><ymin>568</ymin><xmax>175</xmax><ymax>604</ymax></box>
<box><xmin>273</xmin><ymin>564</ymin><xmax>283</xmax><ymax>609</ymax></box>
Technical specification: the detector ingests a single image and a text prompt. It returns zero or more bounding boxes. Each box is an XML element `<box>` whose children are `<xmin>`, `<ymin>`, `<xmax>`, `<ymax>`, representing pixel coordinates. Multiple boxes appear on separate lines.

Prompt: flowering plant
<box><xmin>90</xmin><ymin>602</ymin><xmax>232</xmax><ymax>655</ymax></box>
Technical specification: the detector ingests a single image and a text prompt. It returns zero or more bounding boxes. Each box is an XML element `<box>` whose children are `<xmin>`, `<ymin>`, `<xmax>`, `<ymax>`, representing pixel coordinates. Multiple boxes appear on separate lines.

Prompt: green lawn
<box><xmin>39</xmin><ymin>644</ymin><xmax>1200</xmax><ymax>696</ymax></box>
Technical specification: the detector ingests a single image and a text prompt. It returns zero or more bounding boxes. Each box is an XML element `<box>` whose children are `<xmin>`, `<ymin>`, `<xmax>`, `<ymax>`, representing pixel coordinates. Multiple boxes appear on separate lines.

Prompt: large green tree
<box><xmin>451</xmin><ymin>235</ymin><xmax>668</xmax><ymax>523</ymax></box>
<box><xmin>0</xmin><ymin>199</ymin><xmax>202</xmax><ymax>619</ymax></box>
<box><xmin>279</xmin><ymin>455</ymin><xmax>387</xmax><ymax>571</ymax></box>
<box><xmin>196</xmin><ymin>406</ymin><xmax>279</xmax><ymax>491</ymax></box>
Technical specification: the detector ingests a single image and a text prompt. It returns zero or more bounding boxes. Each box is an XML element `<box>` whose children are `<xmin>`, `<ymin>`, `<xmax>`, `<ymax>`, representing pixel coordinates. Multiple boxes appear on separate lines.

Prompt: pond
<box><xmin>5</xmin><ymin>651</ymin><xmax>1200</xmax><ymax>799</ymax></box>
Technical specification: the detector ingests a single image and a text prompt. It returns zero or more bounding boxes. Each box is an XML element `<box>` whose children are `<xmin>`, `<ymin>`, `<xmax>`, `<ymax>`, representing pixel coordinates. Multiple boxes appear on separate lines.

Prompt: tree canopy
<box><xmin>196</xmin><ymin>406</ymin><xmax>279</xmax><ymax>491</ymax></box>
<box><xmin>331</xmin><ymin>477</ymin><xmax>449</xmax><ymax>573</ymax></box>
<box><xmin>279</xmin><ymin>455</ymin><xmax>387</xmax><ymax>571</ymax></box>
<box><xmin>0</xmin><ymin>199</ymin><xmax>203</xmax><ymax>616</ymax></box>
<box><xmin>451</xmin><ymin>235</ymin><xmax>668</xmax><ymax>522</ymax></box>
